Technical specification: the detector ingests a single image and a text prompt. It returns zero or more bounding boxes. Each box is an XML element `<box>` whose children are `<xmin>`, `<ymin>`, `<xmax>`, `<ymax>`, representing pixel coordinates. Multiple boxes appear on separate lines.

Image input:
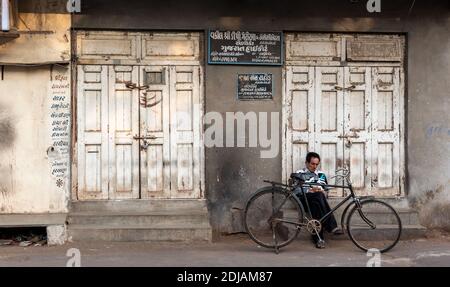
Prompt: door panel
<box><xmin>314</xmin><ymin>67</ymin><xmax>344</xmax><ymax>196</ymax></box>
<box><xmin>169</xmin><ymin>66</ymin><xmax>201</xmax><ymax>198</ymax></box>
<box><xmin>140</xmin><ymin>66</ymin><xmax>171</xmax><ymax>198</ymax></box>
<box><xmin>139</xmin><ymin>65</ymin><xmax>201</xmax><ymax>199</ymax></box>
<box><xmin>78</xmin><ymin>64</ymin><xmax>203</xmax><ymax>200</ymax></box>
<box><xmin>284</xmin><ymin>65</ymin><xmax>403</xmax><ymax>197</ymax></box>
<box><xmin>108</xmin><ymin>66</ymin><xmax>140</xmax><ymax>199</ymax></box>
<box><xmin>370</xmin><ymin>67</ymin><xmax>401</xmax><ymax>196</ymax></box>
<box><xmin>284</xmin><ymin>66</ymin><xmax>315</xmax><ymax>180</ymax></box>
<box><xmin>343</xmin><ymin>67</ymin><xmax>372</xmax><ymax>195</ymax></box>
<box><xmin>77</xmin><ymin>65</ymin><xmax>109</xmax><ymax>199</ymax></box>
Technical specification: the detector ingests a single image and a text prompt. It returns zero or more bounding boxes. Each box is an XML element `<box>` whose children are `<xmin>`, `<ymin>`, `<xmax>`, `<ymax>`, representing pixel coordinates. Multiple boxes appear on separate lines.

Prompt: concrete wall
<box><xmin>0</xmin><ymin>65</ymin><xmax>70</xmax><ymax>213</ymax></box>
<box><xmin>205</xmin><ymin>66</ymin><xmax>282</xmax><ymax>233</ymax></box>
<box><xmin>68</xmin><ymin>0</ymin><xmax>450</xmax><ymax>232</ymax></box>
<box><xmin>406</xmin><ymin>16</ymin><xmax>450</xmax><ymax>230</ymax></box>
<box><xmin>0</xmin><ymin>10</ymin><xmax>71</xmax><ymax>214</ymax></box>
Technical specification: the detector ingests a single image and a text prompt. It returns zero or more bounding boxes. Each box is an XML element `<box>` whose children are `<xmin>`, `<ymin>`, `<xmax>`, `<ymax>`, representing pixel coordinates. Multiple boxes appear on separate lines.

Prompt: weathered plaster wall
<box><xmin>0</xmin><ymin>65</ymin><xmax>71</xmax><ymax>213</ymax></box>
<box><xmin>406</xmin><ymin>17</ymin><xmax>450</xmax><ymax>231</ymax></box>
<box><xmin>0</xmin><ymin>13</ymin><xmax>70</xmax><ymax>64</ymax></box>
<box><xmin>205</xmin><ymin>66</ymin><xmax>282</xmax><ymax>233</ymax></box>
<box><xmin>0</xmin><ymin>10</ymin><xmax>71</xmax><ymax>214</ymax></box>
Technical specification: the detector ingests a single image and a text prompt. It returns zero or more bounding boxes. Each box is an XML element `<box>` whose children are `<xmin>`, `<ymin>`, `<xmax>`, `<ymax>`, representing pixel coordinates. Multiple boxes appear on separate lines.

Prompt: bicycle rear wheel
<box><xmin>244</xmin><ymin>187</ymin><xmax>303</xmax><ymax>249</ymax></box>
<box><xmin>347</xmin><ymin>199</ymin><xmax>402</xmax><ymax>253</ymax></box>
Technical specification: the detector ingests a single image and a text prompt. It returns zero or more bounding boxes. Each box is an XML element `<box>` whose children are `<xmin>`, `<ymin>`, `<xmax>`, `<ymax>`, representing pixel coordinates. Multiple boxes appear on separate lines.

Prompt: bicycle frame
<box><xmin>265</xmin><ymin>179</ymin><xmax>376</xmax><ymax>230</ymax></box>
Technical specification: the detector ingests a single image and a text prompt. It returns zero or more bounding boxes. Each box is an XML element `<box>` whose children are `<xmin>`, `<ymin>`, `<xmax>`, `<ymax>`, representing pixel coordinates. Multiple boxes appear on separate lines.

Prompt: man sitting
<box><xmin>295</xmin><ymin>152</ymin><xmax>344</xmax><ymax>249</ymax></box>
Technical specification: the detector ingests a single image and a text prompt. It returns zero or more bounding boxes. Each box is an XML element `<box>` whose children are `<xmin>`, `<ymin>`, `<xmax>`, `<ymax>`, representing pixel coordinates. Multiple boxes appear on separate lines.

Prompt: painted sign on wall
<box><xmin>48</xmin><ymin>73</ymin><xmax>70</xmax><ymax>187</ymax></box>
<box><xmin>208</xmin><ymin>30</ymin><xmax>282</xmax><ymax>65</ymax></box>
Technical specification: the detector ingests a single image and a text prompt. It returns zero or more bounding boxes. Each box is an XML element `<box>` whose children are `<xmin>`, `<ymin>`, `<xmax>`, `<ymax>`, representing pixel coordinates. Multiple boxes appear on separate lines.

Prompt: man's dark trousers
<box><xmin>299</xmin><ymin>192</ymin><xmax>338</xmax><ymax>243</ymax></box>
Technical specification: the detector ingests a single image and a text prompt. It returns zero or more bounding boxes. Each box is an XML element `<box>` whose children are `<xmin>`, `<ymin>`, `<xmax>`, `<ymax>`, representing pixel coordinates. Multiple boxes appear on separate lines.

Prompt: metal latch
<box><xmin>334</xmin><ymin>85</ymin><xmax>356</xmax><ymax>91</ymax></box>
<box><xmin>124</xmin><ymin>81</ymin><xmax>149</xmax><ymax>90</ymax></box>
<box><xmin>133</xmin><ymin>135</ymin><xmax>157</xmax><ymax>140</ymax></box>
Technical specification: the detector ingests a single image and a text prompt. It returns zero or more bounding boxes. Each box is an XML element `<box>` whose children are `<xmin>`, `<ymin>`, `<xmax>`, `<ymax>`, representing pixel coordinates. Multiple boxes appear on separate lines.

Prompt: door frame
<box><xmin>282</xmin><ymin>33</ymin><xmax>406</xmax><ymax>198</ymax></box>
<box><xmin>71</xmin><ymin>30</ymin><xmax>205</xmax><ymax>201</ymax></box>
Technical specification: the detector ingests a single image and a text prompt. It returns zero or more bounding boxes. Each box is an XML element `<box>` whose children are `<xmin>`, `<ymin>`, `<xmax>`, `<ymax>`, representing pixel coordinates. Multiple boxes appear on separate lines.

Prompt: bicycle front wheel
<box><xmin>244</xmin><ymin>187</ymin><xmax>303</xmax><ymax>249</ymax></box>
<box><xmin>347</xmin><ymin>199</ymin><xmax>402</xmax><ymax>253</ymax></box>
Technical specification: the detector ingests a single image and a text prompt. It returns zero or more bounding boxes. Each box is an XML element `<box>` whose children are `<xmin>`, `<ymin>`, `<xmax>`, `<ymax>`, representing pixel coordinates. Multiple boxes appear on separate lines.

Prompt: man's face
<box><xmin>306</xmin><ymin>157</ymin><xmax>320</xmax><ymax>172</ymax></box>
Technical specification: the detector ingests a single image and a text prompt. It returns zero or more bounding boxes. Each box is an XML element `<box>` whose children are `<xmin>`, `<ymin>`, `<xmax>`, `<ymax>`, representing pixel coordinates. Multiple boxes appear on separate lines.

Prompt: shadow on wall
<box><xmin>206</xmin><ymin>146</ymin><xmax>278</xmax><ymax>235</ymax></box>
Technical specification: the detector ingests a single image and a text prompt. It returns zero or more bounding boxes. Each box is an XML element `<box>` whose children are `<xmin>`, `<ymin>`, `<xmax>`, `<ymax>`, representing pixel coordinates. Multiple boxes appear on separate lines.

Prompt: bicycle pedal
<box><xmin>316</xmin><ymin>240</ymin><xmax>325</xmax><ymax>249</ymax></box>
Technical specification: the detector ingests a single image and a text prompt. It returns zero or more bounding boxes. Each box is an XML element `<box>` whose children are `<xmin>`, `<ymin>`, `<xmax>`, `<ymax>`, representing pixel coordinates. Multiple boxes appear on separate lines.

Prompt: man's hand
<box><xmin>310</xmin><ymin>186</ymin><xmax>323</xmax><ymax>192</ymax></box>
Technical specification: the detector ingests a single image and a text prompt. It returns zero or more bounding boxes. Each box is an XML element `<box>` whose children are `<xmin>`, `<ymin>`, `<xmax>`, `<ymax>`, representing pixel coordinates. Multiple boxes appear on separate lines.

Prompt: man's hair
<box><xmin>306</xmin><ymin>152</ymin><xmax>320</xmax><ymax>163</ymax></box>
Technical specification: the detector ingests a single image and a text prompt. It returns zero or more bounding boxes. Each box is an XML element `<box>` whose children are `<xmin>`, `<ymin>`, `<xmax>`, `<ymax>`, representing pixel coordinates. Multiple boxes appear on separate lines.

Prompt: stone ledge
<box><xmin>0</xmin><ymin>213</ymin><xmax>67</xmax><ymax>227</ymax></box>
<box><xmin>0</xmin><ymin>31</ymin><xmax>20</xmax><ymax>45</ymax></box>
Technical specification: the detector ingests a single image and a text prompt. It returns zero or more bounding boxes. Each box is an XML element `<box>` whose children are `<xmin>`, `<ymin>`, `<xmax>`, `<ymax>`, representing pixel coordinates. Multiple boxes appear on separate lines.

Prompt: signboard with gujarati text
<box><xmin>208</xmin><ymin>30</ymin><xmax>282</xmax><ymax>65</ymax></box>
<box><xmin>237</xmin><ymin>73</ymin><xmax>273</xmax><ymax>100</ymax></box>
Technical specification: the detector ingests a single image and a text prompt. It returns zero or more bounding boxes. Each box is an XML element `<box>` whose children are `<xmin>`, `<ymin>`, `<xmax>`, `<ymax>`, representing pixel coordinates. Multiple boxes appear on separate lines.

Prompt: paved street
<box><xmin>1</xmin><ymin>232</ymin><xmax>450</xmax><ymax>267</ymax></box>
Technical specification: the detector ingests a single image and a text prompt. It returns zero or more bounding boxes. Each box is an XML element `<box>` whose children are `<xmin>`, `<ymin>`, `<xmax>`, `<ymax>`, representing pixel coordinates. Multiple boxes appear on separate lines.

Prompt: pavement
<box><xmin>1</xmin><ymin>232</ymin><xmax>450</xmax><ymax>267</ymax></box>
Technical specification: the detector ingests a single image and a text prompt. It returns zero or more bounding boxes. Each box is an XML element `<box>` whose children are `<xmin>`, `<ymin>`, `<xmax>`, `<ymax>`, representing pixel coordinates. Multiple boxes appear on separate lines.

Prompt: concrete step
<box><xmin>329</xmin><ymin>208</ymin><xmax>421</xmax><ymax>226</ymax></box>
<box><xmin>67</xmin><ymin>224</ymin><xmax>212</xmax><ymax>242</ymax></box>
<box><xmin>67</xmin><ymin>212</ymin><xmax>209</xmax><ymax>227</ymax></box>
<box><xmin>296</xmin><ymin>225</ymin><xmax>427</xmax><ymax>241</ymax></box>
<box><xmin>67</xmin><ymin>200</ymin><xmax>213</xmax><ymax>242</ymax></box>
<box><xmin>326</xmin><ymin>198</ymin><xmax>421</xmax><ymax>226</ymax></box>
<box><xmin>70</xmin><ymin>199</ymin><xmax>208</xmax><ymax>213</ymax></box>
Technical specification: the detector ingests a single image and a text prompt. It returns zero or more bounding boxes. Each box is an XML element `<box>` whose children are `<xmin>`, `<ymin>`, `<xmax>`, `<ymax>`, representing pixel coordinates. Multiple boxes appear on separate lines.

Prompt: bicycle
<box><xmin>244</xmin><ymin>168</ymin><xmax>402</xmax><ymax>254</ymax></box>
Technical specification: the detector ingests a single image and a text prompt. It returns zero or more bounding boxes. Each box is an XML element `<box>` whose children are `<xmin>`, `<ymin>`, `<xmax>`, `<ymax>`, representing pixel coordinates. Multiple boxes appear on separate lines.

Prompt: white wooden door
<box><xmin>77</xmin><ymin>65</ymin><xmax>109</xmax><ymax>200</ymax></box>
<box><xmin>108</xmin><ymin>66</ymin><xmax>140</xmax><ymax>199</ymax></box>
<box><xmin>169</xmin><ymin>66</ymin><xmax>202</xmax><ymax>198</ymax></box>
<box><xmin>369</xmin><ymin>67</ymin><xmax>402</xmax><ymax>196</ymax></box>
<box><xmin>284</xmin><ymin>66</ymin><xmax>315</xmax><ymax>182</ymax></box>
<box><xmin>343</xmin><ymin>67</ymin><xmax>373</xmax><ymax>195</ymax></box>
<box><xmin>139</xmin><ymin>66</ymin><xmax>171</xmax><ymax>198</ymax></box>
<box><xmin>140</xmin><ymin>65</ymin><xmax>202</xmax><ymax>199</ymax></box>
<box><xmin>78</xmin><ymin>64</ymin><xmax>202</xmax><ymax>200</ymax></box>
<box><xmin>284</xmin><ymin>66</ymin><xmax>403</xmax><ymax>197</ymax></box>
<box><xmin>77</xmin><ymin>65</ymin><xmax>140</xmax><ymax>200</ymax></box>
<box><xmin>314</xmin><ymin>67</ymin><xmax>345</xmax><ymax>194</ymax></box>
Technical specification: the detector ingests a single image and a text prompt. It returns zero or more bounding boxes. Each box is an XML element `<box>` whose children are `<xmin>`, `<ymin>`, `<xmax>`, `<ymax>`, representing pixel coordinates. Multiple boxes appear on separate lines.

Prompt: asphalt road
<box><xmin>1</xmin><ymin>233</ymin><xmax>450</xmax><ymax>267</ymax></box>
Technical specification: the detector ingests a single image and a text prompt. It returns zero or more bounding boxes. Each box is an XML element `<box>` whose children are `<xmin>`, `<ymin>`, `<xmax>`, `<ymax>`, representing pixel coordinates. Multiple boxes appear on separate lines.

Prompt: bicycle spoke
<box><xmin>244</xmin><ymin>188</ymin><xmax>303</xmax><ymax>249</ymax></box>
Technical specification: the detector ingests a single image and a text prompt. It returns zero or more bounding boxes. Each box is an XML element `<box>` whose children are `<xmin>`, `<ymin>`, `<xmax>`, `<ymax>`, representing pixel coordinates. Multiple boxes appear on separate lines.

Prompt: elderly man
<box><xmin>295</xmin><ymin>152</ymin><xmax>343</xmax><ymax>249</ymax></box>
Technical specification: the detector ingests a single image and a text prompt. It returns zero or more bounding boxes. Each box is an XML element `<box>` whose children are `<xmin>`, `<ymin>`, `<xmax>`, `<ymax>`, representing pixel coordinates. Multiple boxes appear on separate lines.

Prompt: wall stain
<box><xmin>0</xmin><ymin>105</ymin><xmax>15</xmax><ymax>200</ymax></box>
<box><xmin>410</xmin><ymin>185</ymin><xmax>444</xmax><ymax>210</ymax></box>
<box><xmin>0</xmin><ymin>106</ymin><xmax>15</xmax><ymax>150</ymax></box>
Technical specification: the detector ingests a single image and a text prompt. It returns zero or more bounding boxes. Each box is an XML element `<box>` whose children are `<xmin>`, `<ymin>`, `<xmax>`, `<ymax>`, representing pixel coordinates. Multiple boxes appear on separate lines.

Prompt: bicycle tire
<box><xmin>346</xmin><ymin>199</ymin><xmax>402</xmax><ymax>253</ymax></box>
<box><xmin>244</xmin><ymin>186</ymin><xmax>304</xmax><ymax>249</ymax></box>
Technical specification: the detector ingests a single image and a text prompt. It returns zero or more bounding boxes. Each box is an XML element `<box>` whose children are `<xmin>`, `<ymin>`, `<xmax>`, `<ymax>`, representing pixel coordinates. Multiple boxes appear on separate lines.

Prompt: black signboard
<box><xmin>237</xmin><ymin>73</ymin><xmax>273</xmax><ymax>100</ymax></box>
<box><xmin>208</xmin><ymin>30</ymin><xmax>283</xmax><ymax>65</ymax></box>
